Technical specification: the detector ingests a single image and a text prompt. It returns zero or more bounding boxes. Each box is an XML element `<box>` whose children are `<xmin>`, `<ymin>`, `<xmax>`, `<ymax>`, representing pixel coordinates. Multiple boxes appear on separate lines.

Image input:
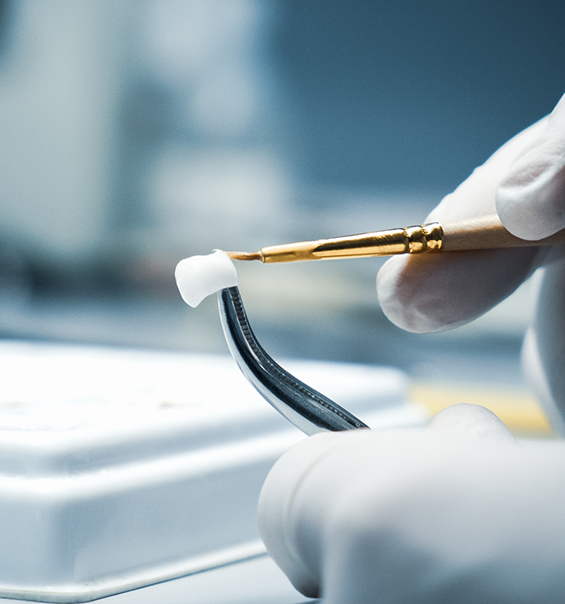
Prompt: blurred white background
<box><xmin>0</xmin><ymin>0</ymin><xmax>563</xmax><ymax>385</ymax></box>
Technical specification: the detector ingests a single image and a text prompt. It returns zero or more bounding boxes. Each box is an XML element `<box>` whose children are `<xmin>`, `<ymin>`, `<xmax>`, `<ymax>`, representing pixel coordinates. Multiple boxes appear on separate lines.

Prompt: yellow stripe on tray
<box><xmin>411</xmin><ymin>381</ymin><xmax>552</xmax><ymax>437</ymax></box>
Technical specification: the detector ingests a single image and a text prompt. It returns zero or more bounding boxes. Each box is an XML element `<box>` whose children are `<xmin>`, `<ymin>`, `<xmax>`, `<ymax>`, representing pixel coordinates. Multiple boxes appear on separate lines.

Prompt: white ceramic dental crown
<box><xmin>175</xmin><ymin>250</ymin><xmax>238</xmax><ymax>307</ymax></box>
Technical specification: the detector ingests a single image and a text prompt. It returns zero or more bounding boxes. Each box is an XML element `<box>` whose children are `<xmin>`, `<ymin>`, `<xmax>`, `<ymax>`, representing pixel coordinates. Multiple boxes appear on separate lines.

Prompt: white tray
<box><xmin>0</xmin><ymin>341</ymin><xmax>424</xmax><ymax>602</ymax></box>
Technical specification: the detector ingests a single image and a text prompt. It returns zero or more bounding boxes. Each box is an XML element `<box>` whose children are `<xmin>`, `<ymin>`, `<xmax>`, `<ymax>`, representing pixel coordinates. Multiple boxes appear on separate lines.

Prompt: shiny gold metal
<box><xmin>229</xmin><ymin>222</ymin><xmax>444</xmax><ymax>263</ymax></box>
<box><xmin>226</xmin><ymin>251</ymin><xmax>262</xmax><ymax>261</ymax></box>
<box><xmin>226</xmin><ymin>214</ymin><xmax>565</xmax><ymax>264</ymax></box>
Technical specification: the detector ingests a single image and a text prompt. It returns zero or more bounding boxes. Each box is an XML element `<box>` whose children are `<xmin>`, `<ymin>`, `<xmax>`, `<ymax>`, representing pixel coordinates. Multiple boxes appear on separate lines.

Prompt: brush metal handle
<box><xmin>253</xmin><ymin>215</ymin><xmax>565</xmax><ymax>263</ymax></box>
<box><xmin>258</xmin><ymin>222</ymin><xmax>443</xmax><ymax>262</ymax></box>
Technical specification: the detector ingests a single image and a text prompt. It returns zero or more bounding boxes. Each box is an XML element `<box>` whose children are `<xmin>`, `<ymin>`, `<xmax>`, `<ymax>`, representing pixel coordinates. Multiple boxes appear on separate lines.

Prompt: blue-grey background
<box><xmin>0</xmin><ymin>0</ymin><xmax>562</xmax><ymax>384</ymax></box>
<box><xmin>272</xmin><ymin>0</ymin><xmax>565</xmax><ymax>192</ymax></box>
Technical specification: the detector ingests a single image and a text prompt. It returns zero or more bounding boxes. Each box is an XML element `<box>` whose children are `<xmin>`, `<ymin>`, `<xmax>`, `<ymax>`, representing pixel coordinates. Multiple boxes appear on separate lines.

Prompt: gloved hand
<box><xmin>258</xmin><ymin>404</ymin><xmax>565</xmax><ymax>604</ymax></box>
<box><xmin>258</xmin><ymin>96</ymin><xmax>565</xmax><ymax>603</ymax></box>
<box><xmin>377</xmin><ymin>92</ymin><xmax>565</xmax><ymax>433</ymax></box>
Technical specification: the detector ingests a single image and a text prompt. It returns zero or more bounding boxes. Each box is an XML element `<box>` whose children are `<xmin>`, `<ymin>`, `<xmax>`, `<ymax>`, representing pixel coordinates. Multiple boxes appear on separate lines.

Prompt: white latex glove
<box><xmin>376</xmin><ymin>92</ymin><xmax>565</xmax><ymax>432</ymax></box>
<box><xmin>259</xmin><ymin>405</ymin><xmax>565</xmax><ymax>604</ymax></box>
<box><xmin>377</xmin><ymin>93</ymin><xmax>565</xmax><ymax>334</ymax></box>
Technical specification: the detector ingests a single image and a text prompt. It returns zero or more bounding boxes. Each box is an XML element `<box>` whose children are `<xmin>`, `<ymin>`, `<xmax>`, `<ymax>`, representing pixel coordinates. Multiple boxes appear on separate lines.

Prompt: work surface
<box><xmin>0</xmin><ymin>321</ymin><xmax>552</xmax><ymax>603</ymax></box>
<box><xmin>0</xmin><ymin>340</ymin><xmax>417</xmax><ymax>603</ymax></box>
<box><xmin>104</xmin><ymin>555</ymin><xmax>316</xmax><ymax>604</ymax></box>
<box><xmin>0</xmin><ymin>556</ymin><xmax>314</xmax><ymax>604</ymax></box>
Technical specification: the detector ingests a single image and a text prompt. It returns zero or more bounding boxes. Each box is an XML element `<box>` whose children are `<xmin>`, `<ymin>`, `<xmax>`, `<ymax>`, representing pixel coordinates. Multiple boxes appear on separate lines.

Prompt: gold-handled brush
<box><xmin>227</xmin><ymin>214</ymin><xmax>565</xmax><ymax>263</ymax></box>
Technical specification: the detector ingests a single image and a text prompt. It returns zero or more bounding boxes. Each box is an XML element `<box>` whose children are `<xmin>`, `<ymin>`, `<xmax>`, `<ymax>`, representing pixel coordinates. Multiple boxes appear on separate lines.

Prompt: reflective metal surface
<box><xmin>228</xmin><ymin>221</ymin><xmax>444</xmax><ymax>263</ymax></box>
<box><xmin>218</xmin><ymin>286</ymin><xmax>368</xmax><ymax>435</ymax></box>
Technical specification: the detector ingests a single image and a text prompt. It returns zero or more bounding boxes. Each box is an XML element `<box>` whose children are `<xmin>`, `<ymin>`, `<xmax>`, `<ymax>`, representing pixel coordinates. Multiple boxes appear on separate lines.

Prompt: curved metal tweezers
<box><xmin>218</xmin><ymin>286</ymin><xmax>368</xmax><ymax>435</ymax></box>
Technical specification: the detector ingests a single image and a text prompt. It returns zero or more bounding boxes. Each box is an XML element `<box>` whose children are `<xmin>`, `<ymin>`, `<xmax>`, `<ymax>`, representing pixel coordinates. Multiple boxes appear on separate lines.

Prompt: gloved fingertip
<box><xmin>521</xmin><ymin>328</ymin><xmax>565</xmax><ymax>437</ymax></box>
<box><xmin>377</xmin><ymin>252</ymin><xmax>524</xmax><ymax>334</ymax></box>
<box><xmin>376</xmin><ymin>257</ymin><xmax>413</xmax><ymax>331</ymax></box>
<box><xmin>522</xmin><ymin>260</ymin><xmax>565</xmax><ymax>437</ymax></box>
<box><xmin>376</xmin><ymin>256</ymin><xmax>449</xmax><ymax>333</ymax></box>
<box><xmin>257</xmin><ymin>432</ymin><xmax>340</xmax><ymax>597</ymax></box>
<box><xmin>428</xmin><ymin>403</ymin><xmax>516</xmax><ymax>444</ymax></box>
<box><xmin>496</xmin><ymin>142</ymin><xmax>565</xmax><ymax>240</ymax></box>
<box><xmin>496</xmin><ymin>191</ymin><xmax>565</xmax><ymax>241</ymax></box>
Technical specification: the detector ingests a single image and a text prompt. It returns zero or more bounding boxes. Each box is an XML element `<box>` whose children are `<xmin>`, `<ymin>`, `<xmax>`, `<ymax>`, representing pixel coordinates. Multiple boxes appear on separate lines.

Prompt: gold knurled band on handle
<box><xmin>422</xmin><ymin>222</ymin><xmax>444</xmax><ymax>251</ymax></box>
<box><xmin>404</xmin><ymin>222</ymin><xmax>443</xmax><ymax>254</ymax></box>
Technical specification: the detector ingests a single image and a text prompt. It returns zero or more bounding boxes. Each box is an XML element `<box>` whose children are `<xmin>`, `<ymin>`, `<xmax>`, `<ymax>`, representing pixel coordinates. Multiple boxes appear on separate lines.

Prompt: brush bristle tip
<box><xmin>227</xmin><ymin>251</ymin><xmax>261</xmax><ymax>262</ymax></box>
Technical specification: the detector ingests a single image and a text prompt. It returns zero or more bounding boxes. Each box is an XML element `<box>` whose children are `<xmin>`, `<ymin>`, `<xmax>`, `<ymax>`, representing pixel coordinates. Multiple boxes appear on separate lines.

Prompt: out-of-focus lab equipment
<box><xmin>0</xmin><ymin>0</ymin><xmax>564</xmax><ymax>602</ymax></box>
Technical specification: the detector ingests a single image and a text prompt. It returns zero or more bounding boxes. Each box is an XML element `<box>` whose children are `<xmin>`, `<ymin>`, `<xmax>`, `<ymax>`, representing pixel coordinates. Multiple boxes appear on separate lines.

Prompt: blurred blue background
<box><xmin>274</xmin><ymin>0</ymin><xmax>565</xmax><ymax>192</ymax></box>
<box><xmin>0</xmin><ymin>0</ymin><xmax>562</xmax><ymax>384</ymax></box>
